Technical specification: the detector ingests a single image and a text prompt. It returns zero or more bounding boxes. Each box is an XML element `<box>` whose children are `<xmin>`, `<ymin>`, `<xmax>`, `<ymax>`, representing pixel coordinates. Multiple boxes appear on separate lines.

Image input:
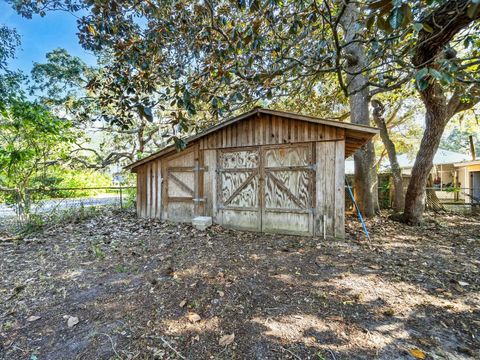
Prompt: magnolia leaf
<box><xmin>401</xmin><ymin>4</ymin><xmax>413</xmax><ymax>26</ymax></box>
<box><xmin>366</xmin><ymin>15</ymin><xmax>375</xmax><ymax>30</ymax></box>
<box><xmin>389</xmin><ymin>7</ymin><xmax>404</xmax><ymax>30</ymax></box>
<box><xmin>412</xmin><ymin>23</ymin><xmax>423</xmax><ymax>32</ymax></box>
<box><xmin>409</xmin><ymin>348</ymin><xmax>426</xmax><ymax>359</ymax></box>
<box><xmin>368</xmin><ymin>0</ymin><xmax>392</xmax><ymax>10</ymax></box>
<box><xmin>377</xmin><ymin>16</ymin><xmax>392</xmax><ymax>33</ymax></box>
<box><xmin>218</xmin><ymin>333</ymin><xmax>235</xmax><ymax>346</ymax></box>
<box><xmin>173</xmin><ymin>137</ymin><xmax>187</xmax><ymax>150</ymax></box>
<box><xmin>422</xmin><ymin>23</ymin><xmax>434</xmax><ymax>33</ymax></box>
<box><xmin>429</xmin><ymin>69</ymin><xmax>443</xmax><ymax>81</ymax></box>
<box><xmin>143</xmin><ymin>106</ymin><xmax>153</xmax><ymax>122</ymax></box>
<box><xmin>415</xmin><ymin>68</ymin><xmax>429</xmax><ymax>83</ymax></box>
<box><xmin>418</xmin><ymin>78</ymin><xmax>430</xmax><ymax>91</ymax></box>
<box><xmin>67</xmin><ymin>316</ymin><xmax>79</xmax><ymax>328</ymax></box>
<box><xmin>440</xmin><ymin>72</ymin><xmax>454</xmax><ymax>85</ymax></box>
<box><xmin>467</xmin><ymin>3</ymin><xmax>480</xmax><ymax>18</ymax></box>
<box><xmin>187</xmin><ymin>312</ymin><xmax>201</xmax><ymax>323</ymax></box>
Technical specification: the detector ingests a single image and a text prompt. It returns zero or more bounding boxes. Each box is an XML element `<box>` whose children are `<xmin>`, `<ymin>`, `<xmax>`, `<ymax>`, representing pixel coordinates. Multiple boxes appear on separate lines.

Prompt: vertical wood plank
<box><xmin>315</xmin><ymin>142</ymin><xmax>326</xmax><ymax>237</ymax></box>
<box><xmin>324</xmin><ymin>142</ymin><xmax>335</xmax><ymax>236</ymax></box>
<box><xmin>141</xmin><ymin>166</ymin><xmax>147</xmax><ymax>218</ymax></box>
<box><xmin>293</xmin><ymin>120</ymin><xmax>298</xmax><ymax>142</ymax></box>
<box><xmin>151</xmin><ymin>161</ymin><xmax>156</xmax><ymax>219</ymax></box>
<box><xmin>146</xmin><ymin>163</ymin><xmax>152</xmax><ymax>218</ymax></box>
<box><xmin>268</xmin><ymin>115</ymin><xmax>273</xmax><ymax>144</ymax></box>
<box><xmin>198</xmin><ymin>148</ymin><xmax>205</xmax><ymax>216</ymax></box>
<box><xmin>203</xmin><ymin>149</ymin><xmax>216</xmax><ymax>219</ymax></box>
<box><xmin>157</xmin><ymin>160</ymin><xmax>161</xmax><ymax>219</ymax></box>
<box><xmin>226</xmin><ymin>126</ymin><xmax>231</xmax><ymax>148</ymax></box>
<box><xmin>136</xmin><ymin>168</ymin><xmax>141</xmax><ymax>217</ymax></box>
<box><xmin>303</xmin><ymin>121</ymin><xmax>309</xmax><ymax>141</ymax></box>
<box><xmin>232</xmin><ymin>123</ymin><xmax>237</xmax><ymax>147</ymax></box>
<box><xmin>162</xmin><ymin>161</ymin><xmax>168</xmax><ymax>219</ymax></box>
<box><xmin>278</xmin><ymin>116</ymin><xmax>283</xmax><ymax>143</ymax></box>
<box><xmin>319</xmin><ymin>124</ymin><xmax>325</xmax><ymax>140</ymax></box>
<box><xmin>334</xmin><ymin>140</ymin><xmax>345</xmax><ymax>238</ymax></box>
<box><xmin>250</xmin><ymin>117</ymin><xmax>255</xmax><ymax>145</ymax></box>
<box><xmin>258</xmin><ymin>115</ymin><xmax>264</xmax><ymax>145</ymax></box>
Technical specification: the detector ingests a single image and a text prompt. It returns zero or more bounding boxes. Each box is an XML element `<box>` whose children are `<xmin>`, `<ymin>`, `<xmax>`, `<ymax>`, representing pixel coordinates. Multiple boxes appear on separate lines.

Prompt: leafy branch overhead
<box><xmin>8</xmin><ymin>1</ymin><xmax>479</xmax><ymax>129</ymax></box>
<box><xmin>6</xmin><ymin>0</ymin><xmax>480</xmax><ymax>224</ymax></box>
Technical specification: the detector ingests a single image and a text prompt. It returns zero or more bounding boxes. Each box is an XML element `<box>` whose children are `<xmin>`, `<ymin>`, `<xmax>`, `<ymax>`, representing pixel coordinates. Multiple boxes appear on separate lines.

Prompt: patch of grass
<box><xmin>90</xmin><ymin>244</ymin><xmax>105</xmax><ymax>260</ymax></box>
<box><xmin>115</xmin><ymin>264</ymin><xmax>128</xmax><ymax>273</ymax></box>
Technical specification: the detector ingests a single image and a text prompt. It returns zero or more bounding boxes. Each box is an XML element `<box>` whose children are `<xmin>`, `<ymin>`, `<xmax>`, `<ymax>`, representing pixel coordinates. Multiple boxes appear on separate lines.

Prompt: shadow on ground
<box><xmin>1</xmin><ymin>210</ymin><xmax>479</xmax><ymax>359</ymax></box>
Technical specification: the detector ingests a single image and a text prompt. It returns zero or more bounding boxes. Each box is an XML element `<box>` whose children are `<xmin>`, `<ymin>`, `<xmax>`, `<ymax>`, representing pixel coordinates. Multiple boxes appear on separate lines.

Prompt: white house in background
<box><xmin>454</xmin><ymin>160</ymin><xmax>480</xmax><ymax>204</ymax></box>
<box><xmin>346</xmin><ymin>149</ymin><xmax>479</xmax><ymax>203</ymax></box>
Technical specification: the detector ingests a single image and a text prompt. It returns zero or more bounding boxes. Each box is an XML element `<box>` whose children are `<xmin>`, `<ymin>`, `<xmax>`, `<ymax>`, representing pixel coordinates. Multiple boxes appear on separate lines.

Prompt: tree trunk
<box><xmin>403</xmin><ymin>0</ymin><xmax>480</xmax><ymax>224</ymax></box>
<box><xmin>425</xmin><ymin>173</ymin><xmax>445</xmax><ymax>212</ymax></box>
<box><xmin>403</xmin><ymin>83</ymin><xmax>448</xmax><ymax>224</ymax></box>
<box><xmin>341</xmin><ymin>3</ymin><xmax>378</xmax><ymax>217</ymax></box>
<box><xmin>371</xmin><ymin>100</ymin><xmax>404</xmax><ymax>212</ymax></box>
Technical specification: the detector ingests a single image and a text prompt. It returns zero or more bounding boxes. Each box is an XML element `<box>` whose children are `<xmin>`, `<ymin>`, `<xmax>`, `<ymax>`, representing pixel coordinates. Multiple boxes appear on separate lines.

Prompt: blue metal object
<box><xmin>345</xmin><ymin>179</ymin><xmax>370</xmax><ymax>240</ymax></box>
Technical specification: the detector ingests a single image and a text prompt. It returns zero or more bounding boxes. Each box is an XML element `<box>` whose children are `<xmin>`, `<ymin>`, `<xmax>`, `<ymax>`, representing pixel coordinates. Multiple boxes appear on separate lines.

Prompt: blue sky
<box><xmin>0</xmin><ymin>2</ymin><xmax>96</xmax><ymax>73</ymax></box>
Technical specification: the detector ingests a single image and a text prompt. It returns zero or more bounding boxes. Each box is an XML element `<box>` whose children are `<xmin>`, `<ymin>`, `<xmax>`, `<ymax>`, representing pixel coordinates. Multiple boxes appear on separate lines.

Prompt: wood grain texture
<box><xmin>262</xmin><ymin>144</ymin><xmax>313</xmax><ymax>235</ymax></box>
<box><xmin>203</xmin><ymin>150</ymin><xmax>216</xmax><ymax>218</ymax></box>
<box><xmin>315</xmin><ymin>142</ymin><xmax>326</xmax><ymax>236</ymax></box>
<box><xmin>199</xmin><ymin>113</ymin><xmax>344</xmax><ymax>150</ymax></box>
<box><xmin>135</xmin><ymin>122</ymin><xmax>347</xmax><ymax>237</ymax></box>
<box><xmin>334</xmin><ymin>140</ymin><xmax>345</xmax><ymax>238</ymax></box>
<box><xmin>217</xmin><ymin>148</ymin><xmax>261</xmax><ymax>231</ymax></box>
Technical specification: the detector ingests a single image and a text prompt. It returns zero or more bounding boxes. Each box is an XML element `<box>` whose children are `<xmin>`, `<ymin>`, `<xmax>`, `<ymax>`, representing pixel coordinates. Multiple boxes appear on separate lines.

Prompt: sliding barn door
<box><xmin>262</xmin><ymin>144</ymin><xmax>314</xmax><ymax>235</ymax></box>
<box><xmin>217</xmin><ymin>148</ymin><xmax>261</xmax><ymax>231</ymax></box>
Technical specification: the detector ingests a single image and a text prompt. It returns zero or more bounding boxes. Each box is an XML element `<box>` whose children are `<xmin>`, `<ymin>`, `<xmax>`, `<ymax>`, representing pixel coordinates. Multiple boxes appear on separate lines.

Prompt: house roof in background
<box><xmin>345</xmin><ymin>148</ymin><xmax>471</xmax><ymax>175</ymax></box>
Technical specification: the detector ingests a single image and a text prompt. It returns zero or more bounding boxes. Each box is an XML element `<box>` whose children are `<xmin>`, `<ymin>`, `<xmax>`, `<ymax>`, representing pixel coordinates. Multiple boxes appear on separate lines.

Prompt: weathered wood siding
<box><xmin>163</xmin><ymin>146</ymin><xmax>197</xmax><ymax>222</ymax></box>
<box><xmin>202</xmin><ymin>149</ymin><xmax>217</xmax><ymax>220</ymax></box>
<box><xmin>314</xmin><ymin>141</ymin><xmax>345</xmax><ymax>238</ymax></box>
<box><xmin>136</xmin><ymin>159</ymin><xmax>162</xmax><ymax>219</ymax></box>
<box><xmin>198</xmin><ymin>113</ymin><xmax>344</xmax><ymax>150</ymax></box>
<box><xmin>135</xmin><ymin>113</ymin><xmax>347</xmax><ymax>237</ymax></box>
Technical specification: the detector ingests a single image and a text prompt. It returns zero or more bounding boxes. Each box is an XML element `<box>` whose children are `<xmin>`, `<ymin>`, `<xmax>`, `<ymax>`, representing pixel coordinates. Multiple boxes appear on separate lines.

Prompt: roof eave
<box><xmin>124</xmin><ymin>107</ymin><xmax>379</xmax><ymax>171</ymax></box>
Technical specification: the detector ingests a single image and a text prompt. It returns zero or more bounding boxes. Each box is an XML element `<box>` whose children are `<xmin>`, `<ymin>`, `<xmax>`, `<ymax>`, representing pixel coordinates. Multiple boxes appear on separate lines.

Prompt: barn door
<box><xmin>217</xmin><ymin>148</ymin><xmax>261</xmax><ymax>231</ymax></box>
<box><xmin>165</xmin><ymin>149</ymin><xmax>196</xmax><ymax>221</ymax></box>
<box><xmin>262</xmin><ymin>144</ymin><xmax>314</xmax><ymax>235</ymax></box>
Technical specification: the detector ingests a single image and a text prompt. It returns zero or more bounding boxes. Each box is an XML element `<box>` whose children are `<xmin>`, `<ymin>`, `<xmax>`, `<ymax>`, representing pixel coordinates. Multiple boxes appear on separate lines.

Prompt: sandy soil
<box><xmin>1</xmin><ymin>210</ymin><xmax>479</xmax><ymax>359</ymax></box>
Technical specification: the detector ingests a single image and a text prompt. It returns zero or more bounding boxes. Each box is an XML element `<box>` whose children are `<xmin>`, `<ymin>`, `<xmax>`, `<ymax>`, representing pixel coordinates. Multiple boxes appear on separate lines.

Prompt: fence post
<box><xmin>25</xmin><ymin>189</ymin><xmax>31</xmax><ymax>215</ymax></box>
<box><xmin>119</xmin><ymin>187</ymin><xmax>123</xmax><ymax>209</ymax></box>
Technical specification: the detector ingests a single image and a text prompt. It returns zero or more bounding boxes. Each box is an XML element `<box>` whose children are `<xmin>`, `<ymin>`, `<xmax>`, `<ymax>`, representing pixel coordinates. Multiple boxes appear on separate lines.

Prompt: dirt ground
<box><xmin>1</xmin><ymin>210</ymin><xmax>479</xmax><ymax>360</ymax></box>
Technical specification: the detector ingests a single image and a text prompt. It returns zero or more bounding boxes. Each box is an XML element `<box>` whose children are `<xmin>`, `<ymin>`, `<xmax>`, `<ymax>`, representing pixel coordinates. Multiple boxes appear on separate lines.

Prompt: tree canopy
<box><xmin>5</xmin><ymin>0</ymin><xmax>480</xmax><ymax>223</ymax></box>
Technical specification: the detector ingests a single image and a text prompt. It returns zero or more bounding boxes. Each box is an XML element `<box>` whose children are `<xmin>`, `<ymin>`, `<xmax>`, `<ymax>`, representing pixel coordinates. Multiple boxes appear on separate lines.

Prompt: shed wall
<box><xmin>198</xmin><ymin>113</ymin><xmax>344</xmax><ymax>150</ymax></box>
<box><xmin>135</xmin><ymin>113</ymin><xmax>347</xmax><ymax>237</ymax></box>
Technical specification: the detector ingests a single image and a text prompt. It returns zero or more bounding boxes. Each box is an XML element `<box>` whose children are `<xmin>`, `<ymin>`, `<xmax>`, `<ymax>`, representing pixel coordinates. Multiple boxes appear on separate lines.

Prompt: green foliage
<box><xmin>440</xmin><ymin>127</ymin><xmax>480</xmax><ymax>154</ymax></box>
<box><xmin>0</xmin><ymin>25</ymin><xmax>20</xmax><ymax>72</ymax></box>
<box><xmin>0</xmin><ymin>99</ymin><xmax>75</xmax><ymax>189</ymax></box>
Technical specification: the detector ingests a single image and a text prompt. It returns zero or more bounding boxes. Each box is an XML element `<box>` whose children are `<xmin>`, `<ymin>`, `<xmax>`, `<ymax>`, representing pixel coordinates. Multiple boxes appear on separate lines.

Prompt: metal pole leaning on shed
<box><xmin>345</xmin><ymin>179</ymin><xmax>370</xmax><ymax>241</ymax></box>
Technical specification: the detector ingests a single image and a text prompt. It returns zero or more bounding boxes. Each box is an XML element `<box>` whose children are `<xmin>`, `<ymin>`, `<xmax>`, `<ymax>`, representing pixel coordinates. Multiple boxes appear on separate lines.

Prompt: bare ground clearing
<box><xmin>1</xmin><ymin>210</ymin><xmax>479</xmax><ymax>360</ymax></box>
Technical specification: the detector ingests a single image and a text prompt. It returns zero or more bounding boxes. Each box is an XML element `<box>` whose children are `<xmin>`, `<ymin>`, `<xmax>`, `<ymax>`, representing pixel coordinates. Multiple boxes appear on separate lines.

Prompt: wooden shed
<box><xmin>126</xmin><ymin>108</ymin><xmax>378</xmax><ymax>237</ymax></box>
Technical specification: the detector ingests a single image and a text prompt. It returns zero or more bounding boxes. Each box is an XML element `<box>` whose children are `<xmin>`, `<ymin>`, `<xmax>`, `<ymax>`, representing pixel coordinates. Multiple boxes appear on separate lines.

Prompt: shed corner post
<box><xmin>334</xmin><ymin>139</ymin><xmax>346</xmax><ymax>239</ymax></box>
<box><xmin>314</xmin><ymin>141</ymin><xmax>326</xmax><ymax>238</ymax></box>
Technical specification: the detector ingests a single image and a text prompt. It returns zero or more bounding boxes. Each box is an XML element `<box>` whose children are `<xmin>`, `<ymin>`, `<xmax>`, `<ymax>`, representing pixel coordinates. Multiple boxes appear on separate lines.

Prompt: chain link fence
<box><xmin>0</xmin><ymin>186</ymin><xmax>136</xmax><ymax>234</ymax></box>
